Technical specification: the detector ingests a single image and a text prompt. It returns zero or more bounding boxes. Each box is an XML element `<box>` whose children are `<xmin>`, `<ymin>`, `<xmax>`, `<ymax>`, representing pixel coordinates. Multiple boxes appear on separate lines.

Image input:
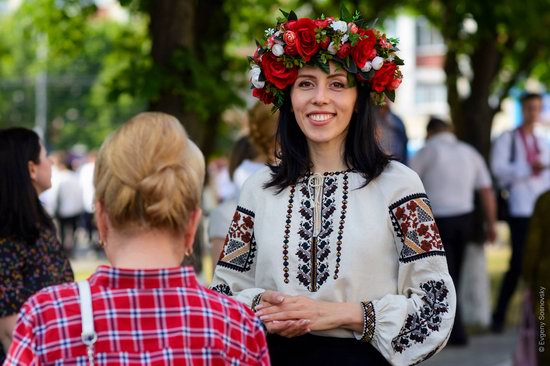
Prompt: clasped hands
<box><xmin>254</xmin><ymin>290</ymin><xmax>362</xmax><ymax>338</ymax></box>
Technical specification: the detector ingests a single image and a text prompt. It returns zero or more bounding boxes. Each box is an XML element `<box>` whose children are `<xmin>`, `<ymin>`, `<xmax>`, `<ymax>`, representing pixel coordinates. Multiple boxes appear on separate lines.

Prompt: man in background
<box><xmin>411</xmin><ymin>117</ymin><xmax>497</xmax><ymax>345</ymax></box>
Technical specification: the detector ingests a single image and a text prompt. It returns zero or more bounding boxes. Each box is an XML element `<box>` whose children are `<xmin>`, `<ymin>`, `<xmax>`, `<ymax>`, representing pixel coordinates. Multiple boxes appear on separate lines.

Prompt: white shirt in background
<box><xmin>410</xmin><ymin>132</ymin><xmax>492</xmax><ymax>218</ymax></box>
<box><xmin>491</xmin><ymin>130</ymin><xmax>550</xmax><ymax>217</ymax></box>
<box><xmin>79</xmin><ymin>161</ymin><xmax>95</xmax><ymax>214</ymax></box>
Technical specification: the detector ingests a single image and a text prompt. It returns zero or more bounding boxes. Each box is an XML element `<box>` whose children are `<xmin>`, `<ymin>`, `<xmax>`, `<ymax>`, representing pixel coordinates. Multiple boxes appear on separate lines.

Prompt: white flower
<box><xmin>341</xmin><ymin>34</ymin><xmax>349</xmax><ymax>44</ymax></box>
<box><xmin>327</xmin><ymin>41</ymin><xmax>338</xmax><ymax>55</ymax></box>
<box><xmin>330</xmin><ymin>20</ymin><xmax>348</xmax><ymax>33</ymax></box>
<box><xmin>264</xmin><ymin>28</ymin><xmax>275</xmax><ymax>37</ymax></box>
<box><xmin>271</xmin><ymin>44</ymin><xmax>284</xmax><ymax>56</ymax></box>
<box><xmin>249</xmin><ymin>66</ymin><xmax>265</xmax><ymax>89</ymax></box>
<box><xmin>361</xmin><ymin>61</ymin><xmax>372</xmax><ymax>72</ymax></box>
<box><xmin>371</xmin><ymin>56</ymin><xmax>384</xmax><ymax>70</ymax></box>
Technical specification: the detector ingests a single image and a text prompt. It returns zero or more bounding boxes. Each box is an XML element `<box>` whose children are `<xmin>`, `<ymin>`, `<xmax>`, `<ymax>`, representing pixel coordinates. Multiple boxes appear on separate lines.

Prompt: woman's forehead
<box><xmin>297</xmin><ymin>63</ymin><xmax>347</xmax><ymax>77</ymax></box>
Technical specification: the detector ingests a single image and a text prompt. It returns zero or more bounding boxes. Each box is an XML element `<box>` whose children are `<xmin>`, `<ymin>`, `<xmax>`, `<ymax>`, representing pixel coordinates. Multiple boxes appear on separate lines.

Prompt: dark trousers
<box><xmin>57</xmin><ymin>214</ymin><xmax>80</xmax><ymax>255</ymax></box>
<box><xmin>435</xmin><ymin>213</ymin><xmax>474</xmax><ymax>344</ymax></box>
<box><xmin>493</xmin><ymin>216</ymin><xmax>531</xmax><ymax>327</ymax></box>
<box><xmin>267</xmin><ymin>334</ymin><xmax>389</xmax><ymax>366</ymax></box>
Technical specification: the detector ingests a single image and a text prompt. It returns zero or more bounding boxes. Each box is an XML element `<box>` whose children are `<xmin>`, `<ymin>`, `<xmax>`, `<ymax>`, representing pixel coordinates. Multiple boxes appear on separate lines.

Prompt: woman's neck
<box><xmin>308</xmin><ymin>139</ymin><xmax>348</xmax><ymax>174</ymax></box>
<box><xmin>105</xmin><ymin>229</ymin><xmax>186</xmax><ymax>269</ymax></box>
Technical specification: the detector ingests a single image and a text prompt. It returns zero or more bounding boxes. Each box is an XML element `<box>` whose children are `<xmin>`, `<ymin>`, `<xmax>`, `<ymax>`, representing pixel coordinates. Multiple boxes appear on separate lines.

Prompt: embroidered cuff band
<box><xmin>359</xmin><ymin>301</ymin><xmax>376</xmax><ymax>342</ymax></box>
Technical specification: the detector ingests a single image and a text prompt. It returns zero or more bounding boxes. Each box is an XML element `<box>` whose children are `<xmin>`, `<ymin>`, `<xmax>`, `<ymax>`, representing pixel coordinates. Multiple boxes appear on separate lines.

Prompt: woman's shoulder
<box><xmin>239</xmin><ymin>166</ymin><xmax>273</xmax><ymax>194</ymax></box>
<box><xmin>372</xmin><ymin>161</ymin><xmax>425</xmax><ymax>203</ymax></box>
<box><xmin>379</xmin><ymin>161</ymin><xmax>422</xmax><ymax>185</ymax></box>
<box><xmin>20</xmin><ymin>282</ymin><xmax>78</xmax><ymax>317</ymax></box>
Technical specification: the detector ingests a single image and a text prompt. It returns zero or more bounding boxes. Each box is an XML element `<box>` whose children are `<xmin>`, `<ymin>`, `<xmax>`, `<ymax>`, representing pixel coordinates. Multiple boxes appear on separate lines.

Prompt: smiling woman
<box><xmin>210</xmin><ymin>9</ymin><xmax>456</xmax><ymax>366</ymax></box>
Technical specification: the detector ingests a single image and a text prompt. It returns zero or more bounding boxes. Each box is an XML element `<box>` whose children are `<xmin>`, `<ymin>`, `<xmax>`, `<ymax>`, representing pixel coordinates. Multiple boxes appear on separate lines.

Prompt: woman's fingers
<box><xmin>266</xmin><ymin>319</ymin><xmax>310</xmax><ymax>338</ymax></box>
<box><xmin>259</xmin><ymin>290</ymin><xmax>286</xmax><ymax>306</ymax></box>
<box><xmin>258</xmin><ymin>310</ymin><xmax>304</xmax><ymax>322</ymax></box>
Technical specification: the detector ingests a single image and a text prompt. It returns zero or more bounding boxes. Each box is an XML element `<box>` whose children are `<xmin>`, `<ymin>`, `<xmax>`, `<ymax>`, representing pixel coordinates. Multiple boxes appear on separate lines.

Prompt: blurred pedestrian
<box><xmin>410</xmin><ymin>117</ymin><xmax>497</xmax><ymax>345</ymax></box>
<box><xmin>78</xmin><ymin>150</ymin><xmax>99</xmax><ymax>255</ymax></box>
<box><xmin>50</xmin><ymin>151</ymin><xmax>84</xmax><ymax>256</ymax></box>
<box><xmin>4</xmin><ymin>112</ymin><xmax>269</xmax><ymax>365</ymax></box>
<box><xmin>208</xmin><ymin>103</ymin><xmax>278</xmax><ymax>271</ymax></box>
<box><xmin>211</xmin><ymin>11</ymin><xmax>455</xmax><ymax>365</ymax></box>
<box><xmin>491</xmin><ymin>92</ymin><xmax>550</xmax><ymax>333</ymax></box>
<box><xmin>0</xmin><ymin>128</ymin><xmax>73</xmax><ymax>364</ymax></box>
<box><xmin>375</xmin><ymin>98</ymin><xmax>408</xmax><ymax>164</ymax></box>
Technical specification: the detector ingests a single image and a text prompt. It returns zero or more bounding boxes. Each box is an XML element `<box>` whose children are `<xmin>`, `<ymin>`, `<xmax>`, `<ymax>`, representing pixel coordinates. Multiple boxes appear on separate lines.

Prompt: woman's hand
<box><xmin>256</xmin><ymin>291</ymin><xmax>311</xmax><ymax>338</ymax></box>
<box><xmin>256</xmin><ymin>291</ymin><xmax>363</xmax><ymax>333</ymax></box>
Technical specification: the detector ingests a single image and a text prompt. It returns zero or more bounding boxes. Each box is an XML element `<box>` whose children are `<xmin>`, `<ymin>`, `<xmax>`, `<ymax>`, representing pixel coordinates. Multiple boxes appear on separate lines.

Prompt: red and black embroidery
<box><xmin>389</xmin><ymin>193</ymin><xmax>445</xmax><ymax>263</ymax></box>
<box><xmin>296</xmin><ymin>176</ymin><xmax>337</xmax><ymax>292</ymax></box>
<box><xmin>391</xmin><ymin>279</ymin><xmax>450</xmax><ymax>353</ymax></box>
<box><xmin>218</xmin><ymin>206</ymin><xmax>257</xmax><ymax>272</ymax></box>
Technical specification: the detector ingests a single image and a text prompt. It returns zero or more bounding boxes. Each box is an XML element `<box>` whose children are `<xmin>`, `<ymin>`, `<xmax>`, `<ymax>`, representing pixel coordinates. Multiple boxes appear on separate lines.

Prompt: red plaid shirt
<box><xmin>5</xmin><ymin>266</ymin><xmax>269</xmax><ymax>365</ymax></box>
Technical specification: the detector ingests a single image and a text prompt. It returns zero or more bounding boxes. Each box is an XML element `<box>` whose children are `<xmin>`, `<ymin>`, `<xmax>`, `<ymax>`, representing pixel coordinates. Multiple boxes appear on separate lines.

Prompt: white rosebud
<box><xmin>327</xmin><ymin>41</ymin><xmax>338</xmax><ymax>55</ymax></box>
<box><xmin>249</xmin><ymin>66</ymin><xmax>265</xmax><ymax>89</ymax></box>
<box><xmin>371</xmin><ymin>56</ymin><xmax>384</xmax><ymax>70</ymax></box>
<box><xmin>272</xmin><ymin>44</ymin><xmax>284</xmax><ymax>57</ymax></box>
<box><xmin>361</xmin><ymin>61</ymin><xmax>372</xmax><ymax>72</ymax></box>
<box><xmin>330</xmin><ymin>20</ymin><xmax>348</xmax><ymax>33</ymax></box>
<box><xmin>341</xmin><ymin>34</ymin><xmax>349</xmax><ymax>44</ymax></box>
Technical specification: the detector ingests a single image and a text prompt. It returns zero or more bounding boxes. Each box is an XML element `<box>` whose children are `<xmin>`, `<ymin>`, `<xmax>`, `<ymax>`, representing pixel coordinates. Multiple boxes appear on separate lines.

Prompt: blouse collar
<box><xmin>88</xmin><ymin>265</ymin><xmax>199</xmax><ymax>290</ymax></box>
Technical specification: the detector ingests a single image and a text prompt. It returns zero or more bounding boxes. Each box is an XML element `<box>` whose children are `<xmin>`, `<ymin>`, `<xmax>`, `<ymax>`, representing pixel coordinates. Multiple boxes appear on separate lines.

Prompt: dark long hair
<box><xmin>265</xmin><ymin>83</ymin><xmax>390</xmax><ymax>191</ymax></box>
<box><xmin>0</xmin><ymin>127</ymin><xmax>53</xmax><ymax>243</ymax></box>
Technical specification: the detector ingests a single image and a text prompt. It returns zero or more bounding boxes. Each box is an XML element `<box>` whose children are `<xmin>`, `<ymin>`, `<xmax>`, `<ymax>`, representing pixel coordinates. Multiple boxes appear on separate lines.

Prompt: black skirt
<box><xmin>267</xmin><ymin>333</ymin><xmax>390</xmax><ymax>366</ymax></box>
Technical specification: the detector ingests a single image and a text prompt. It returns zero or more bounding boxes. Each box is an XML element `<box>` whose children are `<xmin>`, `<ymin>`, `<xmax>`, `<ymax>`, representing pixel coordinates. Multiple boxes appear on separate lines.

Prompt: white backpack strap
<box><xmin>77</xmin><ymin>280</ymin><xmax>97</xmax><ymax>366</ymax></box>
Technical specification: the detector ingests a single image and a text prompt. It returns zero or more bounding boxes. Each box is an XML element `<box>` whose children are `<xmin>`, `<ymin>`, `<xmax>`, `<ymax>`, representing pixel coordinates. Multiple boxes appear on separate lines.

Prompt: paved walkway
<box><xmin>423</xmin><ymin>328</ymin><xmax>517</xmax><ymax>366</ymax></box>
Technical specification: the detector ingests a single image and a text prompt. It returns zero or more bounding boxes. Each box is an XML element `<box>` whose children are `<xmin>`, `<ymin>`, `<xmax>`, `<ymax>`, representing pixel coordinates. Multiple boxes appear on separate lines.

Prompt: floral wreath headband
<box><xmin>248</xmin><ymin>8</ymin><xmax>404</xmax><ymax>109</ymax></box>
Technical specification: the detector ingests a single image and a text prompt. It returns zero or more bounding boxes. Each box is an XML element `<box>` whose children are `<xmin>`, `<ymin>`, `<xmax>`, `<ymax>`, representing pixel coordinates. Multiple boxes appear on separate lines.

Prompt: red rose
<box><xmin>261</xmin><ymin>52</ymin><xmax>298</xmax><ymax>90</ymax></box>
<box><xmin>284</xmin><ymin>20</ymin><xmax>296</xmax><ymax>31</ymax></box>
<box><xmin>370</xmin><ymin>63</ymin><xmax>397</xmax><ymax>92</ymax></box>
<box><xmin>319</xmin><ymin>37</ymin><xmax>330</xmax><ymax>49</ymax></box>
<box><xmin>292</xmin><ymin>18</ymin><xmax>319</xmax><ymax>62</ymax></box>
<box><xmin>388</xmin><ymin>77</ymin><xmax>402</xmax><ymax>91</ymax></box>
<box><xmin>283</xmin><ymin>31</ymin><xmax>297</xmax><ymax>46</ymax></box>
<box><xmin>283</xmin><ymin>31</ymin><xmax>299</xmax><ymax>56</ymax></box>
<box><xmin>336</xmin><ymin>43</ymin><xmax>351</xmax><ymax>59</ymax></box>
<box><xmin>352</xmin><ymin>29</ymin><xmax>377</xmax><ymax>68</ymax></box>
<box><xmin>252</xmin><ymin>88</ymin><xmax>275</xmax><ymax>104</ymax></box>
<box><xmin>314</xmin><ymin>18</ymin><xmax>330</xmax><ymax>28</ymax></box>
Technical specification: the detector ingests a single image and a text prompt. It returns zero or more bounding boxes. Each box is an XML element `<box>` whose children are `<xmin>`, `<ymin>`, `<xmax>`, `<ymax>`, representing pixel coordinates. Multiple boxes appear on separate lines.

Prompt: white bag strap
<box><xmin>77</xmin><ymin>280</ymin><xmax>97</xmax><ymax>366</ymax></box>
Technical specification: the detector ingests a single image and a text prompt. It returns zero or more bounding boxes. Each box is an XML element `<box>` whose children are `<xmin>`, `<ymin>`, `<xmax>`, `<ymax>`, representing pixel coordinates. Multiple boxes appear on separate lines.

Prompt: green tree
<box><xmin>410</xmin><ymin>0</ymin><xmax>550</xmax><ymax>158</ymax></box>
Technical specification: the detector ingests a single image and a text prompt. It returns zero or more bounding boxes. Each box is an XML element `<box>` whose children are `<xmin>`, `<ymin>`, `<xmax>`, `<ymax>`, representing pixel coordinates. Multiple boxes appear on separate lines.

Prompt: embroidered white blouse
<box><xmin>211</xmin><ymin>161</ymin><xmax>456</xmax><ymax>366</ymax></box>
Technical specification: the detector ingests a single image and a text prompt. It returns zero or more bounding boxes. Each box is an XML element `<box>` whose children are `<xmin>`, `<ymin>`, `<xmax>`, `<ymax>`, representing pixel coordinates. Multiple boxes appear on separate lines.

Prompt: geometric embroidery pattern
<box><xmin>389</xmin><ymin>193</ymin><xmax>445</xmax><ymax>263</ymax></box>
<box><xmin>392</xmin><ymin>279</ymin><xmax>450</xmax><ymax>353</ymax></box>
<box><xmin>210</xmin><ymin>283</ymin><xmax>233</xmax><ymax>297</ymax></box>
<box><xmin>296</xmin><ymin>176</ymin><xmax>337</xmax><ymax>292</ymax></box>
<box><xmin>218</xmin><ymin>206</ymin><xmax>257</xmax><ymax>272</ymax></box>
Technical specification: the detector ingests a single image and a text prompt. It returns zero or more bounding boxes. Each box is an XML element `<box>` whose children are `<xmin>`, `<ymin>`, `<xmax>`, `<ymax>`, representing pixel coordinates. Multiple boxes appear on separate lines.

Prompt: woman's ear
<box><xmin>183</xmin><ymin>208</ymin><xmax>202</xmax><ymax>253</ymax></box>
<box><xmin>95</xmin><ymin>201</ymin><xmax>109</xmax><ymax>244</ymax></box>
<box><xmin>28</xmin><ymin>160</ymin><xmax>37</xmax><ymax>182</ymax></box>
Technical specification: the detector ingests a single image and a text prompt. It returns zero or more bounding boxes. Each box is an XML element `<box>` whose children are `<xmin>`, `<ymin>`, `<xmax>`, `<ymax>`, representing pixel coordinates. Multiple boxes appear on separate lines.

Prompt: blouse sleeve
<box><xmin>210</xmin><ymin>177</ymin><xmax>266</xmax><ymax>309</ymax></box>
<box><xmin>4</xmin><ymin>302</ymin><xmax>38</xmax><ymax>365</ymax></box>
<box><xmin>361</xmin><ymin>169</ymin><xmax>456</xmax><ymax>365</ymax></box>
<box><xmin>0</xmin><ymin>238</ymin><xmax>27</xmax><ymax>317</ymax></box>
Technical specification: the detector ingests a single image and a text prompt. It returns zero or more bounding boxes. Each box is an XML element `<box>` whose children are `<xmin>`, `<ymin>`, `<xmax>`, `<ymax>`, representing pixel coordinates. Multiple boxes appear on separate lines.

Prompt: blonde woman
<box><xmin>5</xmin><ymin>113</ymin><xmax>269</xmax><ymax>365</ymax></box>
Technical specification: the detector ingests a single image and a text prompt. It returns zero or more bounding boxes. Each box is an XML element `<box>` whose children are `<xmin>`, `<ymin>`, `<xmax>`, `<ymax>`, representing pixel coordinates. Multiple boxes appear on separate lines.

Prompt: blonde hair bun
<box><xmin>94</xmin><ymin>112</ymin><xmax>204</xmax><ymax>234</ymax></box>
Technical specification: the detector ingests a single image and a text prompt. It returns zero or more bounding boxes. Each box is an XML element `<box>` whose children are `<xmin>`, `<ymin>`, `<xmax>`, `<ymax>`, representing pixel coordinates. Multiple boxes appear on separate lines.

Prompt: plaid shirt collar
<box><xmin>88</xmin><ymin>265</ymin><xmax>199</xmax><ymax>290</ymax></box>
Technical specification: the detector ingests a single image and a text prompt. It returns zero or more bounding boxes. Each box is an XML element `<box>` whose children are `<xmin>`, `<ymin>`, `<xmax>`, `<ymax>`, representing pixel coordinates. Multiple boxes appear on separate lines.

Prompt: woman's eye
<box><xmin>298</xmin><ymin>80</ymin><xmax>314</xmax><ymax>88</ymax></box>
<box><xmin>331</xmin><ymin>81</ymin><xmax>346</xmax><ymax>89</ymax></box>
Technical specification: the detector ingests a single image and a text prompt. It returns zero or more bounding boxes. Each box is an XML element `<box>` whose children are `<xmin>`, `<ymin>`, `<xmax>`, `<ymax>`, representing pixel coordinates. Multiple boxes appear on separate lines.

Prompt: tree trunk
<box><xmin>147</xmin><ymin>0</ymin><xmax>201</xmax><ymax>141</ymax></box>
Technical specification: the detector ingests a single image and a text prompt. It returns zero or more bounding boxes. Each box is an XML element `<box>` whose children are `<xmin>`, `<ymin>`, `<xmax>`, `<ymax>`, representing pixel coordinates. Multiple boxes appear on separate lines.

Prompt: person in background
<box><xmin>208</xmin><ymin>102</ymin><xmax>279</xmax><ymax>271</ymax></box>
<box><xmin>211</xmin><ymin>11</ymin><xmax>455</xmax><ymax>365</ymax></box>
<box><xmin>522</xmin><ymin>189</ymin><xmax>550</xmax><ymax>366</ymax></box>
<box><xmin>50</xmin><ymin>150</ymin><xmax>84</xmax><ymax>256</ymax></box>
<box><xmin>79</xmin><ymin>150</ymin><xmax>99</xmax><ymax>255</ymax></box>
<box><xmin>491</xmin><ymin>92</ymin><xmax>550</xmax><ymax>333</ymax></box>
<box><xmin>375</xmin><ymin>97</ymin><xmax>408</xmax><ymax>165</ymax></box>
<box><xmin>4</xmin><ymin>112</ymin><xmax>269</xmax><ymax>365</ymax></box>
<box><xmin>0</xmin><ymin>128</ymin><xmax>74</xmax><ymax>364</ymax></box>
<box><xmin>410</xmin><ymin>117</ymin><xmax>497</xmax><ymax>345</ymax></box>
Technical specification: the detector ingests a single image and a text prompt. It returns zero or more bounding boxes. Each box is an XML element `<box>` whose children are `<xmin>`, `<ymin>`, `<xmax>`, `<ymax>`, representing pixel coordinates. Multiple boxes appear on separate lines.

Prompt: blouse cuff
<box><xmin>353</xmin><ymin>301</ymin><xmax>376</xmax><ymax>342</ymax></box>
